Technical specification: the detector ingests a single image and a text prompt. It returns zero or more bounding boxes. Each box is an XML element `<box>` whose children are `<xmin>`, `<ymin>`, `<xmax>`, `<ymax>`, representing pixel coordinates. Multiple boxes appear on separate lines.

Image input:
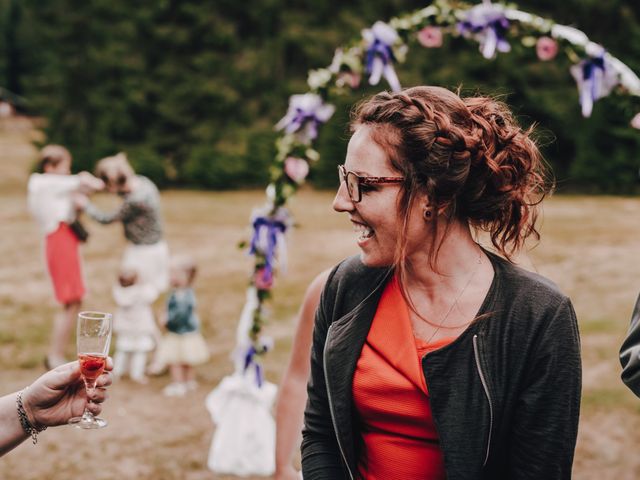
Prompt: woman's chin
<box><xmin>359</xmin><ymin>252</ymin><xmax>392</xmax><ymax>268</ymax></box>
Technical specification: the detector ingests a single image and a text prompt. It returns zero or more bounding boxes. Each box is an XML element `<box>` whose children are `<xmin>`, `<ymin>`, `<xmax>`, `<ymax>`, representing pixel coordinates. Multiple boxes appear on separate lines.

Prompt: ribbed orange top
<box><xmin>353</xmin><ymin>276</ymin><xmax>453</xmax><ymax>479</ymax></box>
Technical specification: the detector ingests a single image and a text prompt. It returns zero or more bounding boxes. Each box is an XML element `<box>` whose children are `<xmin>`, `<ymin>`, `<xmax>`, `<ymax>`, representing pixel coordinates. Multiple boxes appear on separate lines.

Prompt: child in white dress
<box><xmin>112</xmin><ymin>267</ymin><xmax>159</xmax><ymax>383</ymax></box>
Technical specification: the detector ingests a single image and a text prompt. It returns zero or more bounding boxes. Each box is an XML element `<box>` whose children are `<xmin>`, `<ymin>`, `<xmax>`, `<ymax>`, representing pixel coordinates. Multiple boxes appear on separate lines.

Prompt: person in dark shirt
<box><xmin>620</xmin><ymin>293</ymin><xmax>640</xmax><ymax>397</ymax></box>
<box><xmin>301</xmin><ymin>86</ymin><xmax>581</xmax><ymax>479</ymax></box>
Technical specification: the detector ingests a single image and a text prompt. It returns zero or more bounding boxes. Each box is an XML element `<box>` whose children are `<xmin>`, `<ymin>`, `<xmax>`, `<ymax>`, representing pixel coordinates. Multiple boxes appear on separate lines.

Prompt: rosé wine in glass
<box><xmin>78</xmin><ymin>353</ymin><xmax>107</xmax><ymax>386</ymax></box>
<box><xmin>68</xmin><ymin>311</ymin><xmax>112</xmax><ymax>429</ymax></box>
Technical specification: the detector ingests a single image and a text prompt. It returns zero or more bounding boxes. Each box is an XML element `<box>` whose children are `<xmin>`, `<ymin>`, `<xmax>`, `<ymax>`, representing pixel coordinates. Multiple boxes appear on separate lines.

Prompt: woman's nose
<box><xmin>332</xmin><ymin>181</ymin><xmax>355</xmax><ymax>213</ymax></box>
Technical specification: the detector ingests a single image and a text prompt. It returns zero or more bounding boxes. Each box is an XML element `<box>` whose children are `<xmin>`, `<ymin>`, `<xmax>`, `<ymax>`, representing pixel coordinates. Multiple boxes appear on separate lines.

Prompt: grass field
<box><xmin>1</xmin><ymin>117</ymin><xmax>640</xmax><ymax>479</ymax></box>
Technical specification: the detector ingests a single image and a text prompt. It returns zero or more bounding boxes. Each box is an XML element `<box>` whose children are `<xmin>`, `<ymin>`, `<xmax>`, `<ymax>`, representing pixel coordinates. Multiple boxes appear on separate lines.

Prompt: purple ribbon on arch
<box><xmin>275</xmin><ymin>93</ymin><xmax>335</xmax><ymax>143</ymax></box>
<box><xmin>458</xmin><ymin>3</ymin><xmax>511</xmax><ymax>59</ymax></box>
<box><xmin>243</xmin><ymin>345</ymin><xmax>264</xmax><ymax>388</ymax></box>
<box><xmin>365</xmin><ymin>38</ymin><xmax>395</xmax><ymax>75</ymax></box>
<box><xmin>362</xmin><ymin>21</ymin><xmax>401</xmax><ymax>92</ymax></box>
<box><xmin>249</xmin><ymin>215</ymin><xmax>288</xmax><ymax>279</ymax></box>
<box><xmin>570</xmin><ymin>52</ymin><xmax>619</xmax><ymax>117</ymax></box>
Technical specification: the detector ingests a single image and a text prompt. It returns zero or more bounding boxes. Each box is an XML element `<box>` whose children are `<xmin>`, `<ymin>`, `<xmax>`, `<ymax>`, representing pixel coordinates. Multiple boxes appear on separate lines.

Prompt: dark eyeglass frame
<box><xmin>338</xmin><ymin>164</ymin><xmax>405</xmax><ymax>203</ymax></box>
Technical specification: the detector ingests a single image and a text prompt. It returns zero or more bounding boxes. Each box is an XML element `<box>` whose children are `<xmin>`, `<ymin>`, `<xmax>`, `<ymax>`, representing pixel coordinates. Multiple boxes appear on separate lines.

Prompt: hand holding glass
<box><xmin>68</xmin><ymin>311</ymin><xmax>112</xmax><ymax>429</ymax></box>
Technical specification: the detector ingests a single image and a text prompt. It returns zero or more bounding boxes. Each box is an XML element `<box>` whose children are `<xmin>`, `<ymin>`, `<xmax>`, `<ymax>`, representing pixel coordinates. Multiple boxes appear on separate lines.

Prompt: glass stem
<box><xmin>84</xmin><ymin>385</ymin><xmax>96</xmax><ymax>419</ymax></box>
<box><xmin>82</xmin><ymin>407</ymin><xmax>94</xmax><ymax>421</ymax></box>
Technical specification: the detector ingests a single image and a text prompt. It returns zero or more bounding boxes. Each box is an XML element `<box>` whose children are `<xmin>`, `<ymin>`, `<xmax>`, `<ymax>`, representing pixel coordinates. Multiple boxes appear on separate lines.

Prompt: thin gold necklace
<box><xmin>419</xmin><ymin>250</ymin><xmax>483</xmax><ymax>344</ymax></box>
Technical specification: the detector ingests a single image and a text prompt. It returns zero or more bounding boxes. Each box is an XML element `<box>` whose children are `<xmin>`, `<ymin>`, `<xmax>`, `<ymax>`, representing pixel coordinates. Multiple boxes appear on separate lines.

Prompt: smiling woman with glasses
<box><xmin>302</xmin><ymin>86</ymin><xmax>581</xmax><ymax>480</ymax></box>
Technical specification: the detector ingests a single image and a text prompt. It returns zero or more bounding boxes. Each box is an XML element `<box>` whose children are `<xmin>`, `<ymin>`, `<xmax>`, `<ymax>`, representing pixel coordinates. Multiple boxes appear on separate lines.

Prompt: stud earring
<box><xmin>423</xmin><ymin>208</ymin><xmax>433</xmax><ymax>221</ymax></box>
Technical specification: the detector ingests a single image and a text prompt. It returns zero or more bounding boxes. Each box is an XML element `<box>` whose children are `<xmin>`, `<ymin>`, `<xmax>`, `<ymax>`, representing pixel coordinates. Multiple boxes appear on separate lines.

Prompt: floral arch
<box><xmin>205</xmin><ymin>1</ymin><xmax>640</xmax><ymax>475</ymax></box>
<box><xmin>239</xmin><ymin>0</ymin><xmax>640</xmax><ymax>373</ymax></box>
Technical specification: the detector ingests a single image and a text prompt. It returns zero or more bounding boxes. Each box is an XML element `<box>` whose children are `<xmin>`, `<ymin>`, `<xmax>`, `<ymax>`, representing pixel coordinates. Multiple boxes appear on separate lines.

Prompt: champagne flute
<box><xmin>68</xmin><ymin>311</ymin><xmax>112</xmax><ymax>429</ymax></box>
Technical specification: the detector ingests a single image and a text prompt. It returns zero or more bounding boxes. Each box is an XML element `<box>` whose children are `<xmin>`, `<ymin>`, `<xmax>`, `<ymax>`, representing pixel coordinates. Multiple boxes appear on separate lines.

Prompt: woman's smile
<box><xmin>351</xmin><ymin>219</ymin><xmax>375</xmax><ymax>244</ymax></box>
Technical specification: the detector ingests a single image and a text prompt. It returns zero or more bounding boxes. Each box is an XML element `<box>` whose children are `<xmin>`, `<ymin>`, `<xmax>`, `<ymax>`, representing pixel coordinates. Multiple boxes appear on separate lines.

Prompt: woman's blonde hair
<box><xmin>95</xmin><ymin>152</ymin><xmax>134</xmax><ymax>188</ymax></box>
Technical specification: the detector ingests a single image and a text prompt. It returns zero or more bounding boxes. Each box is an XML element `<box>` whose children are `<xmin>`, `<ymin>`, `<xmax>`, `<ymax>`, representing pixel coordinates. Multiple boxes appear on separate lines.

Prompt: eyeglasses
<box><xmin>338</xmin><ymin>164</ymin><xmax>404</xmax><ymax>203</ymax></box>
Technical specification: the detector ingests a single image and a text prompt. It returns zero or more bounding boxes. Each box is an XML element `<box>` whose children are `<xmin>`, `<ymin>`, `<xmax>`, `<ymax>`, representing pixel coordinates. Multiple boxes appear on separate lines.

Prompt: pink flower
<box><xmin>417</xmin><ymin>26</ymin><xmax>443</xmax><ymax>48</ymax></box>
<box><xmin>536</xmin><ymin>36</ymin><xmax>558</xmax><ymax>61</ymax></box>
<box><xmin>337</xmin><ymin>71</ymin><xmax>361</xmax><ymax>89</ymax></box>
<box><xmin>254</xmin><ymin>267</ymin><xmax>273</xmax><ymax>290</ymax></box>
<box><xmin>284</xmin><ymin>157</ymin><xmax>310</xmax><ymax>184</ymax></box>
<box><xmin>631</xmin><ymin>113</ymin><xmax>640</xmax><ymax>130</ymax></box>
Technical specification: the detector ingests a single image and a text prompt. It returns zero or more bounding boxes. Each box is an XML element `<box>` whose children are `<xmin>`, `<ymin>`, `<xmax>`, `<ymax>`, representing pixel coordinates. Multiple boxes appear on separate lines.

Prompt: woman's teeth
<box><xmin>354</xmin><ymin>223</ymin><xmax>374</xmax><ymax>241</ymax></box>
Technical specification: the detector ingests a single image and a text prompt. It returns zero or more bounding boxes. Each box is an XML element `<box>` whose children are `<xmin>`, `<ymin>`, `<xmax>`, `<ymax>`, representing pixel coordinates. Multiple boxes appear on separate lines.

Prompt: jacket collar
<box><xmin>323</xmin><ymin>266</ymin><xmax>392</xmax><ymax>474</ymax></box>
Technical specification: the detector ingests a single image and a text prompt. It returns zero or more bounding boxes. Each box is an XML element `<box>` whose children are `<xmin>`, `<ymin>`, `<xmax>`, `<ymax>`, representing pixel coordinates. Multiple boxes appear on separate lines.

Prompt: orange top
<box><xmin>353</xmin><ymin>276</ymin><xmax>454</xmax><ymax>479</ymax></box>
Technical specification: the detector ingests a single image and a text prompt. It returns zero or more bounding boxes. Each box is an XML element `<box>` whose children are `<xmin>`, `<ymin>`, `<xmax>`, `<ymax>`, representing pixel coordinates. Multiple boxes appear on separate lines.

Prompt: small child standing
<box><xmin>158</xmin><ymin>256</ymin><xmax>210</xmax><ymax>396</ymax></box>
<box><xmin>112</xmin><ymin>267</ymin><xmax>159</xmax><ymax>383</ymax></box>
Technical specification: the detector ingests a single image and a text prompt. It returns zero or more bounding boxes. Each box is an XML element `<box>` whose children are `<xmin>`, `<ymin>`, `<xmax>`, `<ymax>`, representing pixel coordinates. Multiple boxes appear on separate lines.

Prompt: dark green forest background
<box><xmin>1</xmin><ymin>0</ymin><xmax>639</xmax><ymax>192</ymax></box>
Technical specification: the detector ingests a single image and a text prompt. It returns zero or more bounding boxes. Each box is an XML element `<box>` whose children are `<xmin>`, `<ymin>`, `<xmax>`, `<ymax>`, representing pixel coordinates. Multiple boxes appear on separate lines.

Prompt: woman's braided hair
<box><xmin>351</xmin><ymin>85</ymin><xmax>551</xmax><ymax>261</ymax></box>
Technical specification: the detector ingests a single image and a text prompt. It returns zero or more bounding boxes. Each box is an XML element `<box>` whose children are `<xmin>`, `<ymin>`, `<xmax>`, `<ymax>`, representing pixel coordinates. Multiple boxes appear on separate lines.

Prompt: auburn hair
<box><xmin>351</xmin><ymin>86</ymin><xmax>551</xmax><ymax>267</ymax></box>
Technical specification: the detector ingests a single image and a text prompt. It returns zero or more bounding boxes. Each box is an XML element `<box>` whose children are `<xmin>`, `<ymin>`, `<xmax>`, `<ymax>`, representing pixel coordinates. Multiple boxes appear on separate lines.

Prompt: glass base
<box><xmin>68</xmin><ymin>415</ymin><xmax>108</xmax><ymax>429</ymax></box>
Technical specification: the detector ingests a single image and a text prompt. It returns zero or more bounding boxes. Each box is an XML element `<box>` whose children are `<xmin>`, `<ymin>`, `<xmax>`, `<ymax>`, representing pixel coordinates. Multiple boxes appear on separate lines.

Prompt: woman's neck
<box><xmin>403</xmin><ymin>223</ymin><xmax>486</xmax><ymax>296</ymax></box>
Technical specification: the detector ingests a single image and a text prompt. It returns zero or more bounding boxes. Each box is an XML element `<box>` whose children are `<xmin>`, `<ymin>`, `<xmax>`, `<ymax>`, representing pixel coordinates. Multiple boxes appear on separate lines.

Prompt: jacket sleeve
<box><xmin>620</xmin><ymin>292</ymin><xmax>640</xmax><ymax>397</ymax></box>
<box><xmin>301</xmin><ymin>275</ymin><xmax>348</xmax><ymax>479</ymax></box>
<box><xmin>508</xmin><ymin>297</ymin><xmax>581</xmax><ymax>479</ymax></box>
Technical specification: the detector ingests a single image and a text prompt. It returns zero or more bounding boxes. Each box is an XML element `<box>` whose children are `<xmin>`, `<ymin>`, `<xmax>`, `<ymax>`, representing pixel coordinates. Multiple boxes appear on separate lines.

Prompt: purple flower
<box><xmin>631</xmin><ymin>113</ymin><xmax>640</xmax><ymax>130</ymax></box>
<box><xmin>275</xmin><ymin>94</ymin><xmax>335</xmax><ymax>143</ymax></box>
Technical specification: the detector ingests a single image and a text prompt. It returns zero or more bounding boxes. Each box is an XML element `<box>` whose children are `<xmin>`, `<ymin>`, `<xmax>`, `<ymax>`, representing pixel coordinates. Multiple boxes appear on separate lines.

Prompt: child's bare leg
<box><xmin>164</xmin><ymin>363</ymin><xmax>187</xmax><ymax>396</ymax></box>
<box><xmin>130</xmin><ymin>351</ymin><xmax>148</xmax><ymax>383</ymax></box>
<box><xmin>170</xmin><ymin>363</ymin><xmax>186</xmax><ymax>384</ymax></box>
<box><xmin>183</xmin><ymin>365</ymin><xmax>198</xmax><ymax>390</ymax></box>
<box><xmin>48</xmin><ymin>300</ymin><xmax>80</xmax><ymax>367</ymax></box>
<box><xmin>147</xmin><ymin>327</ymin><xmax>166</xmax><ymax>375</ymax></box>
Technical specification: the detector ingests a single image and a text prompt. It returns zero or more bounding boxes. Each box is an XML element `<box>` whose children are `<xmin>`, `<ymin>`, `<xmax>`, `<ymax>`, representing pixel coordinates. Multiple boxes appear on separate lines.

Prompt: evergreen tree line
<box><xmin>1</xmin><ymin>0</ymin><xmax>639</xmax><ymax>192</ymax></box>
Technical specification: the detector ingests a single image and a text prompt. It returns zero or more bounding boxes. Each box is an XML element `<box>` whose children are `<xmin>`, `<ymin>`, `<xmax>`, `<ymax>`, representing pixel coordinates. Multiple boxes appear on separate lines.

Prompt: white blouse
<box><xmin>27</xmin><ymin>173</ymin><xmax>81</xmax><ymax>235</ymax></box>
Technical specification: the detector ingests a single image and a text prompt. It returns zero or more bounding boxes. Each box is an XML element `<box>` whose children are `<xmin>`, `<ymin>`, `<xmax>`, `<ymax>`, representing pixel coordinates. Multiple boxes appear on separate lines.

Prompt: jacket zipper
<box><xmin>473</xmin><ymin>334</ymin><xmax>493</xmax><ymax>467</ymax></box>
<box><xmin>323</xmin><ymin>323</ymin><xmax>355</xmax><ymax>480</ymax></box>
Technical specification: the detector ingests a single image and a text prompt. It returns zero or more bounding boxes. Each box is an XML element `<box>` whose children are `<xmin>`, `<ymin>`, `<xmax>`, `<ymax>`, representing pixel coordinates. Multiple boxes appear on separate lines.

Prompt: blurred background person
<box><xmin>27</xmin><ymin>145</ymin><xmax>104</xmax><ymax>369</ymax></box>
<box><xmin>112</xmin><ymin>266</ymin><xmax>159</xmax><ymax>384</ymax></box>
<box><xmin>157</xmin><ymin>255</ymin><xmax>210</xmax><ymax>397</ymax></box>
<box><xmin>77</xmin><ymin>152</ymin><xmax>170</xmax><ymax>374</ymax></box>
<box><xmin>80</xmin><ymin>152</ymin><xmax>169</xmax><ymax>293</ymax></box>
